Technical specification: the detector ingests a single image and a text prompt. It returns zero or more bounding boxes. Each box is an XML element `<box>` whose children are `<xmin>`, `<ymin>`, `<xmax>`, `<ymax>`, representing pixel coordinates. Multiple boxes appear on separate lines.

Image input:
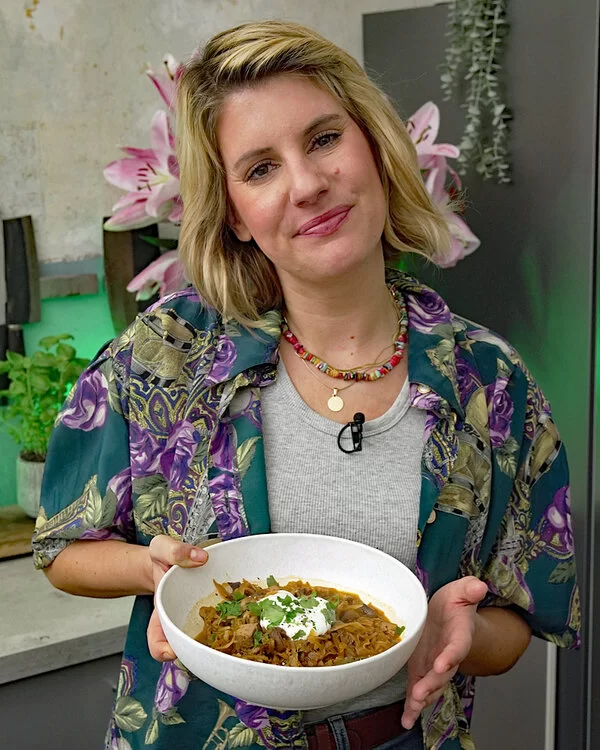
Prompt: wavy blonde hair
<box><xmin>177</xmin><ymin>20</ymin><xmax>450</xmax><ymax>326</ymax></box>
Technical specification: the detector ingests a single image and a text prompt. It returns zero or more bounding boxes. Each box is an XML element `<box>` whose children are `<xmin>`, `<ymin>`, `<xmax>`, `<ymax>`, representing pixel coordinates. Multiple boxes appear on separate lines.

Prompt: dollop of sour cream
<box><xmin>257</xmin><ymin>591</ymin><xmax>334</xmax><ymax>639</ymax></box>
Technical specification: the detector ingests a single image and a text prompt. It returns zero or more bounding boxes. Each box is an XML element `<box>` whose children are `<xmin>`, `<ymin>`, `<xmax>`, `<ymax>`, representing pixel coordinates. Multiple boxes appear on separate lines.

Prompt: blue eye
<box><xmin>247</xmin><ymin>161</ymin><xmax>275</xmax><ymax>181</ymax></box>
<box><xmin>311</xmin><ymin>131</ymin><xmax>341</xmax><ymax>150</ymax></box>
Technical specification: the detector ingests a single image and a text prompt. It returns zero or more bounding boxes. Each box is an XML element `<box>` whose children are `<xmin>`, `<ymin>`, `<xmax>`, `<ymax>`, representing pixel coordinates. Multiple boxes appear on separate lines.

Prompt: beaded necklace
<box><xmin>281</xmin><ymin>287</ymin><xmax>409</xmax><ymax>411</ymax></box>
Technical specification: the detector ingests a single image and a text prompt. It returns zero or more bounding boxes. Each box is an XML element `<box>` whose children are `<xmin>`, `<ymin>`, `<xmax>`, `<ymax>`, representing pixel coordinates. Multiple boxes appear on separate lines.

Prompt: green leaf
<box><xmin>215</xmin><ymin>600</ymin><xmax>242</xmax><ymax>619</ymax></box>
<box><xmin>228</xmin><ymin>723</ymin><xmax>257</xmax><ymax>748</ymax></box>
<box><xmin>236</xmin><ymin>436</ymin><xmax>260</xmax><ymax>479</ymax></box>
<box><xmin>266</xmin><ymin>574</ymin><xmax>278</xmax><ymax>587</ymax></box>
<box><xmin>114</xmin><ymin>696</ymin><xmax>148</xmax><ymax>732</ymax></box>
<box><xmin>8</xmin><ymin>380</ymin><xmax>27</xmax><ymax>396</ymax></box>
<box><xmin>549</xmin><ymin>559</ymin><xmax>577</xmax><ymax>584</ymax></box>
<box><xmin>253</xmin><ymin>629</ymin><xmax>263</xmax><ymax>646</ymax></box>
<box><xmin>38</xmin><ymin>336</ymin><xmax>60</xmax><ymax>350</ymax></box>
<box><xmin>292</xmin><ymin>630</ymin><xmax>306</xmax><ymax>640</ymax></box>
<box><xmin>136</xmin><ymin>480</ymin><xmax>169</xmax><ymax>520</ymax></box>
<box><xmin>247</xmin><ymin>602</ymin><xmax>262</xmax><ymax>617</ymax></box>
<box><xmin>395</xmin><ymin>625</ymin><xmax>406</xmax><ymax>637</ymax></box>
<box><xmin>56</xmin><ymin>343</ymin><xmax>76</xmax><ymax>360</ymax></box>
<box><xmin>144</xmin><ymin>717</ymin><xmax>160</xmax><ymax>745</ymax></box>
<box><xmin>81</xmin><ymin>475</ymin><xmax>114</xmax><ymax>529</ymax></box>
<box><xmin>158</xmin><ymin>707</ymin><xmax>186</xmax><ymax>725</ymax></box>
<box><xmin>6</xmin><ymin>351</ymin><xmax>25</xmax><ymax>365</ymax></box>
<box><xmin>260</xmin><ymin>601</ymin><xmax>285</xmax><ymax>627</ymax></box>
<box><xmin>31</xmin><ymin>351</ymin><xmax>57</xmax><ymax>368</ymax></box>
<box><xmin>298</xmin><ymin>595</ymin><xmax>318</xmax><ymax>609</ymax></box>
<box><xmin>29</xmin><ymin>372</ymin><xmax>50</xmax><ymax>393</ymax></box>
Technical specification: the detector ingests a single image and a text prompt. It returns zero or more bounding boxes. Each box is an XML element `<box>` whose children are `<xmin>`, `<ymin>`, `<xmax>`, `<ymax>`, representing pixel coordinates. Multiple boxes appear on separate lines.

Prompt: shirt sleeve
<box><xmin>482</xmin><ymin>370</ymin><xmax>580</xmax><ymax>649</ymax></box>
<box><xmin>32</xmin><ymin>339</ymin><xmax>135</xmax><ymax>570</ymax></box>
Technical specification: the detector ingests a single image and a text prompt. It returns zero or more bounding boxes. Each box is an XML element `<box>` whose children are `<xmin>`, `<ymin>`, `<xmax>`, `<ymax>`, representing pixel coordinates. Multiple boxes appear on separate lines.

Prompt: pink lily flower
<box><xmin>425</xmin><ymin>166</ymin><xmax>480</xmax><ymax>267</ymax></box>
<box><xmin>146</xmin><ymin>54</ymin><xmax>183</xmax><ymax>112</ymax></box>
<box><xmin>406</xmin><ymin>101</ymin><xmax>460</xmax><ymax>171</ymax></box>
<box><xmin>126</xmin><ymin>250</ymin><xmax>184</xmax><ymax>301</ymax></box>
<box><xmin>103</xmin><ymin>110</ymin><xmax>181</xmax><ymax>231</ymax></box>
<box><xmin>406</xmin><ymin>101</ymin><xmax>480</xmax><ymax>267</ymax></box>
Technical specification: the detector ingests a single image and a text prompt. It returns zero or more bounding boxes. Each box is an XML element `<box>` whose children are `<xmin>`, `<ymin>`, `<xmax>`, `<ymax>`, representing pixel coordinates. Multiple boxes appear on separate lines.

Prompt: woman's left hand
<box><xmin>402</xmin><ymin>576</ymin><xmax>488</xmax><ymax>730</ymax></box>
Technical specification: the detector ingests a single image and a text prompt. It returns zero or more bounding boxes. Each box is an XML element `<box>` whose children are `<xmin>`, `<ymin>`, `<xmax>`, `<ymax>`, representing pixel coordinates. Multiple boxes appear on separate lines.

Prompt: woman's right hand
<box><xmin>146</xmin><ymin>536</ymin><xmax>209</xmax><ymax>662</ymax></box>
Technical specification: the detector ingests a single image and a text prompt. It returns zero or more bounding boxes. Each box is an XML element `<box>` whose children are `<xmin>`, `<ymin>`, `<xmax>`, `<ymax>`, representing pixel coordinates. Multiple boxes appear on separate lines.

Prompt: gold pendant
<box><xmin>328</xmin><ymin>389</ymin><xmax>344</xmax><ymax>412</ymax></box>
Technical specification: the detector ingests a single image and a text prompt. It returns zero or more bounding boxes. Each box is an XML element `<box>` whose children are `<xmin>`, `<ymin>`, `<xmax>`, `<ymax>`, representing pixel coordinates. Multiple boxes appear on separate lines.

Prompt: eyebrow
<box><xmin>232</xmin><ymin>113</ymin><xmax>346</xmax><ymax>172</ymax></box>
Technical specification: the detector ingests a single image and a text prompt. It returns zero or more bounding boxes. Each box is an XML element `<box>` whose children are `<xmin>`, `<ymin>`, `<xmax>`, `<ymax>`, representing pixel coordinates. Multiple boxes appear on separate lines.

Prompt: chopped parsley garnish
<box><xmin>266</xmin><ymin>575</ymin><xmax>279</xmax><ymax>587</ymax></box>
<box><xmin>253</xmin><ymin>630</ymin><xmax>263</xmax><ymax>646</ymax></box>
<box><xmin>233</xmin><ymin>590</ymin><xmax>245</xmax><ymax>601</ymax></box>
<box><xmin>395</xmin><ymin>625</ymin><xmax>406</xmax><ymax>637</ymax></box>
<box><xmin>210</xmin><ymin>633</ymin><xmax>217</xmax><ymax>642</ymax></box>
<box><xmin>326</xmin><ymin>596</ymin><xmax>339</xmax><ymax>610</ymax></box>
<box><xmin>323</xmin><ymin>607</ymin><xmax>336</xmax><ymax>626</ymax></box>
<box><xmin>298</xmin><ymin>594</ymin><xmax>318</xmax><ymax>609</ymax></box>
<box><xmin>259</xmin><ymin>601</ymin><xmax>286</xmax><ymax>627</ymax></box>
<box><xmin>215</xmin><ymin>600</ymin><xmax>242</xmax><ymax>619</ymax></box>
<box><xmin>246</xmin><ymin>602</ymin><xmax>262</xmax><ymax>617</ymax></box>
<box><xmin>292</xmin><ymin>630</ymin><xmax>307</xmax><ymax>640</ymax></box>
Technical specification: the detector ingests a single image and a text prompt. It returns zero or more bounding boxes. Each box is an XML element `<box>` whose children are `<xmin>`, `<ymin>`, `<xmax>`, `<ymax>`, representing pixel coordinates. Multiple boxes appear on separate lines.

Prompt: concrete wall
<box><xmin>0</xmin><ymin>0</ymin><xmax>443</xmax><ymax>267</ymax></box>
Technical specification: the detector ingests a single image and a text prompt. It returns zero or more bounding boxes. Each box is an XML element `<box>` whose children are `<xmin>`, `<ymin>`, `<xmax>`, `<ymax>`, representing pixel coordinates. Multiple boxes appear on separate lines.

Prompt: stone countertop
<box><xmin>0</xmin><ymin>556</ymin><xmax>133</xmax><ymax>685</ymax></box>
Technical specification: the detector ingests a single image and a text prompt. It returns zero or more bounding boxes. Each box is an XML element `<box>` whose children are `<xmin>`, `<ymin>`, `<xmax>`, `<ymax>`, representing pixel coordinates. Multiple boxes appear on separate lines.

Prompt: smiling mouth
<box><xmin>297</xmin><ymin>207</ymin><xmax>352</xmax><ymax>237</ymax></box>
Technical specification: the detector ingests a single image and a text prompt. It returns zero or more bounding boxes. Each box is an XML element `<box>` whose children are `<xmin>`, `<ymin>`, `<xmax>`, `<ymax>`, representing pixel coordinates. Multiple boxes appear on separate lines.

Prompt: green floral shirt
<box><xmin>32</xmin><ymin>271</ymin><xmax>580</xmax><ymax>750</ymax></box>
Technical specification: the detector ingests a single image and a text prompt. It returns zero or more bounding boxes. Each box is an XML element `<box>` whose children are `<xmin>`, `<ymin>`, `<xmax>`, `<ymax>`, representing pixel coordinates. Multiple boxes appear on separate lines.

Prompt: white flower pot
<box><xmin>16</xmin><ymin>455</ymin><xmax>45</xmax><ymax>519</ymax></box>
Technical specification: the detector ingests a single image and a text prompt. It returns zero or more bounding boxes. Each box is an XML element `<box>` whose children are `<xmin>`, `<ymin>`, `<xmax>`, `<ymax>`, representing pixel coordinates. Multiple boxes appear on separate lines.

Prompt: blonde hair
<box><xmin>177</xmin><ymin>20</ymin><xmax>450</xmax><ymax>326</ymax></box>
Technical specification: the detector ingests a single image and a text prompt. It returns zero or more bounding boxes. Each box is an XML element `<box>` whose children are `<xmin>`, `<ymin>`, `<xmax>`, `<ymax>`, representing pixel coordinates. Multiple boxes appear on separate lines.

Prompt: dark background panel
<box><xmin>364</xmin><ymin>3</ymin><xmax>599</xmax><ymax>749</ymax></box>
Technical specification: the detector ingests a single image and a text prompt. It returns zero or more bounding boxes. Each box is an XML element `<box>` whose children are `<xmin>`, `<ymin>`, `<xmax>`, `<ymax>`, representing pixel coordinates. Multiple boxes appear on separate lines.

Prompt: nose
<box><xmin>288</xmin><ymin>157</ymin><xmax>329</xmax><ymax>207</ymax></box>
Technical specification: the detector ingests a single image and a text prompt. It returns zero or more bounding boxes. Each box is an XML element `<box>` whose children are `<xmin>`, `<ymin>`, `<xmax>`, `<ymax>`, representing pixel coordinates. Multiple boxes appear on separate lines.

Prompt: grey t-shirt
<box><xmin>261</xmin><ymin>361</ymin><xmax>425</xmax><ymax>721</ymax></box>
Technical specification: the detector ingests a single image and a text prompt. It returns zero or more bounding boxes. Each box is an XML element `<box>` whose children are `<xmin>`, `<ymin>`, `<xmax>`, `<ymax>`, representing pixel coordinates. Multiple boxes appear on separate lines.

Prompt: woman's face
<box><xmin>217</xmin><ymin>74</ymin><xmax>387</xmax><ymax>288</ymax></box>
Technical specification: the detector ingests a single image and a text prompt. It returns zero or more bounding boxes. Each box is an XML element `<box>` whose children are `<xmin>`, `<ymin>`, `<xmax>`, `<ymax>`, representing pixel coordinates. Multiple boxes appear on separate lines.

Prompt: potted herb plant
<box><xmin>0</xmin><ymin>334</ymin><xmax>89</xmax><ymax>517</ymax></box>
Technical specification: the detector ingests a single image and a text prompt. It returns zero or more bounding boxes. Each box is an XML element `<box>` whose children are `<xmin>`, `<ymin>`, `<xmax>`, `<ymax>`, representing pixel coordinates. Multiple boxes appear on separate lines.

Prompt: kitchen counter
<box><xmin>0</xmin><ymin>556</ymin><xmax>133</xmax><ymax>685</ymax></box>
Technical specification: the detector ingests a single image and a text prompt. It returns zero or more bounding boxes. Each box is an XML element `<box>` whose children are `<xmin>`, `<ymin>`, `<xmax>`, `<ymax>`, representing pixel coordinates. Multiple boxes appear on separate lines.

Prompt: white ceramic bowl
<box><xmin>156</xmin><ymin>533</ymin><xmax>427</xmax><ymax>710</ymax></box>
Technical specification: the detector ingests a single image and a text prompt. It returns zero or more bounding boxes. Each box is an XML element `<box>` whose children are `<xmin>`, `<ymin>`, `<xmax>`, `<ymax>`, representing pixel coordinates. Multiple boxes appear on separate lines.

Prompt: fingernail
<box><xmin>190</xmin><ymin>548</ymin><xmax>207</xmax><ymax>562</ymax></box>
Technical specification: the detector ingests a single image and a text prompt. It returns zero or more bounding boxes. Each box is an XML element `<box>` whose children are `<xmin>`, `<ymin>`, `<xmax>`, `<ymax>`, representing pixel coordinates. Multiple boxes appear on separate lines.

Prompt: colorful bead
<box><xmin>281</xmin><ymin>287</ymin><xmax>408</xmax><ymax>382</ymax></box>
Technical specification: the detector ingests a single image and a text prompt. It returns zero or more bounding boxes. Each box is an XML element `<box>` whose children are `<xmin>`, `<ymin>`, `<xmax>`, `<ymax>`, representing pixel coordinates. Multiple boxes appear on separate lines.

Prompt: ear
<box><xmin>227</xmin><ymin>203</ymin><xmax>253</xmax><ymax>243</ymax></box>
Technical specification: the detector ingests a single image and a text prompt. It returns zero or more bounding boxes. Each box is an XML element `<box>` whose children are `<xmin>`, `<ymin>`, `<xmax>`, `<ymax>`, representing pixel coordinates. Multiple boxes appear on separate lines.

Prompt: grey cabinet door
<box><xmin>0</xmin><ymin>654</ymin><xmax>121</xmax><ymax>750</ymax></box>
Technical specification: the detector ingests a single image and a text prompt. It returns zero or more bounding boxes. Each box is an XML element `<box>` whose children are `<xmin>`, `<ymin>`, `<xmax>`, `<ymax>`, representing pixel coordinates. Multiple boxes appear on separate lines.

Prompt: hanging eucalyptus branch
<box><xmin>441</xmin><ymin>0</ymin><xmax>512</xmax><ymax>183</ymax></box>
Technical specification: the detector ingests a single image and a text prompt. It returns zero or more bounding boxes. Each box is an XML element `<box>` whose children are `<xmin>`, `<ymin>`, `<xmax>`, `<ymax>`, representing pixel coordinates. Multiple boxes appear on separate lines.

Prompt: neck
<box><xmin>279</xmin><ymin>258</ymin><xmax>398</xmax><ymax>369</ymax></box>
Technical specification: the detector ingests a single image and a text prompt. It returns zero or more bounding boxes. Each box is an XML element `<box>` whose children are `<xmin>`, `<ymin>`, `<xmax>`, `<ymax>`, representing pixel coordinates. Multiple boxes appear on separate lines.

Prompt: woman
<box><xmin>34</xmin><ymin>20</ymin><xmax>579</xmax><ymax>750</ymax></box>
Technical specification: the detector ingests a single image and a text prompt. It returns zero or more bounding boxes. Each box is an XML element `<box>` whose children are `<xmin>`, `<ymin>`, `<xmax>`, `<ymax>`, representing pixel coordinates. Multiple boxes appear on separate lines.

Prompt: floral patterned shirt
<box><xmin>32</xmin><ymin>270</ymin><xmax>580</xmax><ymax>750</ymax></box>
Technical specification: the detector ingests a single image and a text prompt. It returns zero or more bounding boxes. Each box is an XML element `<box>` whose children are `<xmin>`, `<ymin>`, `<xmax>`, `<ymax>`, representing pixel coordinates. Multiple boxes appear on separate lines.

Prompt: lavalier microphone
<box><xmin>337</xmin><ymin>412</ymin><xmax>365</xmax><ymax>454</ymax></box>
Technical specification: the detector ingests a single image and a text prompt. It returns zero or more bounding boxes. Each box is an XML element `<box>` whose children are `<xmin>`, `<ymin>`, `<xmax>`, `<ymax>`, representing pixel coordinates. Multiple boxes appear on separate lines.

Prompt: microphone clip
<box><xmin>337</xmin><ymin>412</ymin><xmax>365</xmax><ymax>454</ymax></box>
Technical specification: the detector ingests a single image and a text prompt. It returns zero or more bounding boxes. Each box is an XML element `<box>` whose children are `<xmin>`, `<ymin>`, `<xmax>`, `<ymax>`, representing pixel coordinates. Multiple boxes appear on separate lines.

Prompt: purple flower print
<box><xmin>415</xmin><ymin>559</ymin><xmax>430</xmax><ymax>596</ymax></box>
<box><xmin>486</xmin><ymin>377</ymin><xmax>514</xmax><ymax>447</ymax></box>
<box><xmin>60</xmin><ymin>369</ymin><xmax>109</xmax><ymax>431</ymax></box>
<box><xmin>409</xmin><ymin>382</ymin><xmax>441</xmax><ymax>412</ymax></box>
<box><xmin>159</xmin><ymin>420</ymin><xmax>200</xmax><ymax>490</ymax></box>
<box><xmin>455</xmin><ymin>352</ymin><xmax>481</xmax><ymax>407</ymax></box>
<box><xmin>205</xmin><ymin>334</ymin><xmax>237</xmax><ymax>385</ymax></box>
<box><xmin>130</xmin><ymin>422</ymin><xmax>163</xmax><ymax>477</ymax></box>
<box><xmin>210</xmin><ymin>422</ymin><xmax>235</xmax><ymax>471</ymax></box>
<box><xmin>108</xmin><ymin>468</ymin><xmax>134</xmax><ymax>534</ymax></box>
<box><xmin>154</xmin><ymin>661</ymin><xmax>190</xmax><ymax>714</ymax></box>
<box><xmin>235</xmin><ymin>701</ymin><xmax>270</xmax><ymax>731</ymax></box>
<box><xmin>208</xmin><ymin>472</ymin><xmax>247</xmax><ymax>540</ymax></box>
<box><xmin>406</xmin><ymin>287</ymin><xmax>450</xmax><ymax>333</ymax></box>
<box><xmin>539</xmin><ymin>486</ymin><xmax>574</xmax><ymax>557</ymax></box>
